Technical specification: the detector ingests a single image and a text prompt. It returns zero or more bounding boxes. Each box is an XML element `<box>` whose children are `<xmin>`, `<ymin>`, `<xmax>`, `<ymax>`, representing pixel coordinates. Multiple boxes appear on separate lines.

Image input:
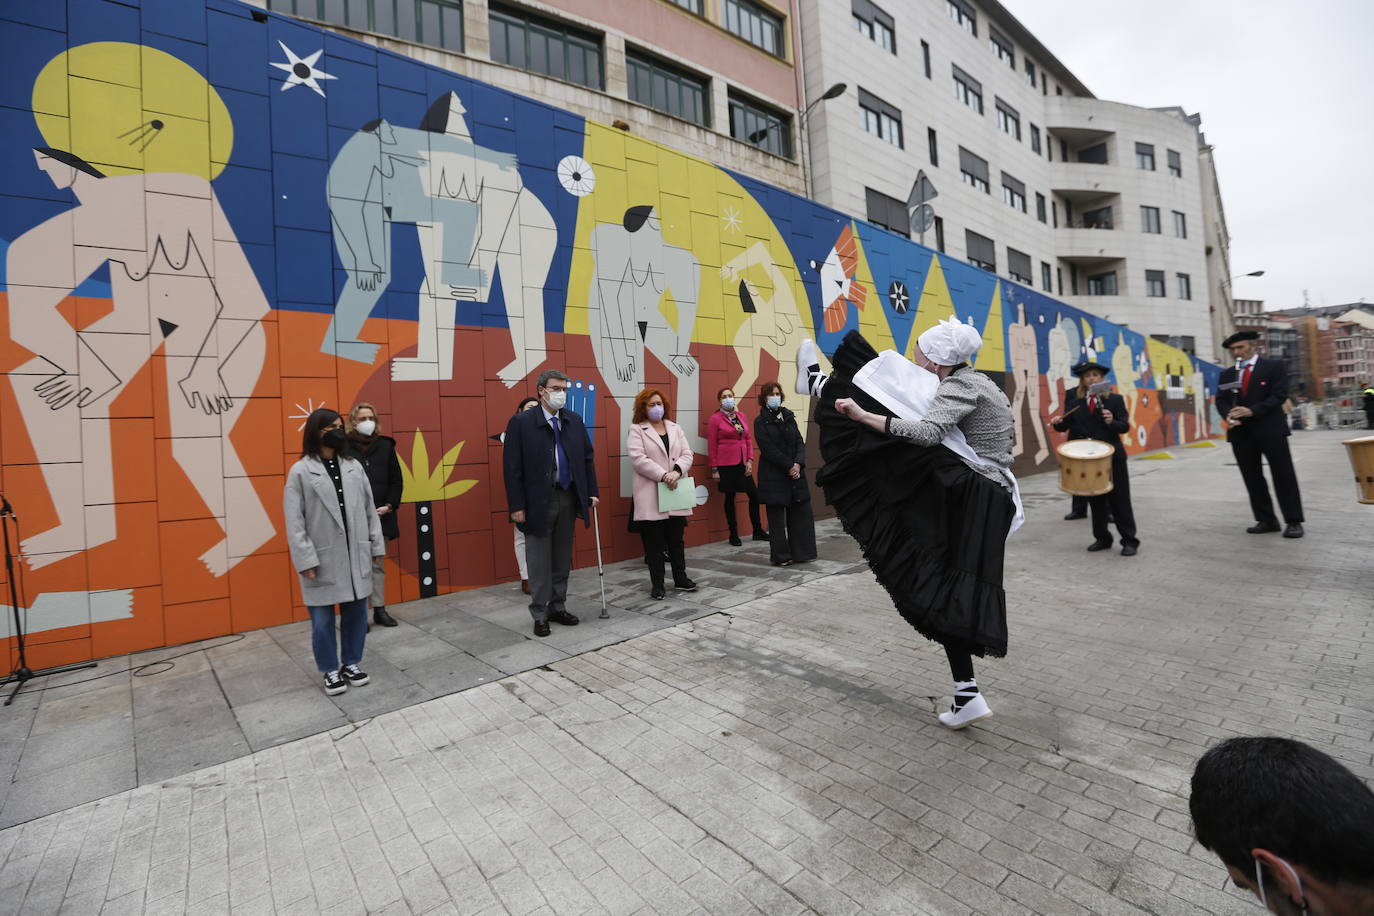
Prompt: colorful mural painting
<box><xmin>0</xmin><ymin>0</ymin><xmax>1220</xmax><ymax>666</ymax></box>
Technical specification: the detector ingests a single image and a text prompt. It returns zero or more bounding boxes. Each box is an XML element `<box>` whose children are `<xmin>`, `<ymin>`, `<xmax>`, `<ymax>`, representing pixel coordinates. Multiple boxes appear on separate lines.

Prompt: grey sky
<box><xmin>1006</xmin><ymin>0</ymin><xmax>1372</xmax><ymax>312</ymax></box>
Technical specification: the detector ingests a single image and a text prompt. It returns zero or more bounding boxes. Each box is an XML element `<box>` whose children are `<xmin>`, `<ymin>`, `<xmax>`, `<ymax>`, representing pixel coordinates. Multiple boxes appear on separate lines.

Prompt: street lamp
<box><xmin>1221</xmin><ymin>269</ymin><xmax>1265</xmax><ymax>287</ymax></box>
<box><xmin>747</xmin><ymin>82</ymin><xmax>847</xmax><ymax>200</ymax></box>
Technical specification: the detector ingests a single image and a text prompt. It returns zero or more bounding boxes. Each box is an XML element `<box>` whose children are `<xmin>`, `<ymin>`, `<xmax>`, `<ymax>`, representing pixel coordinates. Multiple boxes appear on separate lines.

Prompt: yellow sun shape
<box><xmin>32</xmin><ymin>42</ymin><xmax>234</xmax><ymax>181</ymax></box>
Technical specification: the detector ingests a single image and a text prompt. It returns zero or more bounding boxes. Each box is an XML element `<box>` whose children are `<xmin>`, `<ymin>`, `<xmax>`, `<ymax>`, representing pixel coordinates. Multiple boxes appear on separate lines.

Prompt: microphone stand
<box><xmin>1</xmin><ymin>496</ymin><xmax>96</xmax><ymax>706</ymax></box>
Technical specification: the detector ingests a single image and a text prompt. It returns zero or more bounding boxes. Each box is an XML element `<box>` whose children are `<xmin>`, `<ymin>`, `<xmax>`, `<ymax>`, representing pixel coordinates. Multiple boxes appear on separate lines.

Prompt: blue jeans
<box><xmin>308</xmin><ymin>598</ymin><xmax>367</xmax><ymax>673</ymax></box>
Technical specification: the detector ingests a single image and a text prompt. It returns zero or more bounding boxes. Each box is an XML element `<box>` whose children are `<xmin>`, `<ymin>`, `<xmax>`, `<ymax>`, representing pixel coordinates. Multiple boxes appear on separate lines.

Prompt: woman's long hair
<box><xmin>301</xmin><ymin>408</ymin><xmax>342</xmax><ymax>458</ymax></box>
<box><xmin>632</xmin><ymin>388</ymin><xmax>671</xmax><ymax>424</ymax></box>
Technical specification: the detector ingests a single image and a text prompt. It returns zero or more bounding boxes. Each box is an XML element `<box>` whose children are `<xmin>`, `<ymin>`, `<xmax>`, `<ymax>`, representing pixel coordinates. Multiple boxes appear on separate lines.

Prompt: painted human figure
<box><xmin>719</xmin><ymin>242</ymin><xmax>808</xmax><ymax>408</ymax></box>
<box><xmin>587</xmin><ymin>206</ymin><xmax>702</xmax><ymax>494</ymax></box>
<box><xmin>7</xmin><ymin>148</ymin><xmax>272</xmax><ymax>572</ymax></box>
<box><xmin>326</xmin><ymin>92</ymin><xmax>557</xmax><ymax>384</ymax></box>
<box><xmin>1045</xmin><ymin>314</ymin><xmax>1076</xmax><ymax>415</ymax></box>
<box><xmin>1007</xmin><ymin>303</ymin><xmax>1049</xmax><ymax>464</ymax></box>
<box><xmin>1188</xmin><ymin>365</ymin><xmax>1210</xmax><ymax>438</ymax></box>
<box><xmin>1111</xmin><ymin>332</ymin><xmax>1139</xmax><ymax>419</ymax></box>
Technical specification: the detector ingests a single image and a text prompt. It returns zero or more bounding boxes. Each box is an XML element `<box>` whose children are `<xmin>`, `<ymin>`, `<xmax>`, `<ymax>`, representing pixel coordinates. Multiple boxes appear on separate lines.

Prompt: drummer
<box><xmin>1050</xmin><ymin>361</ymin><xmax>1140</xmax><ymax>556</ymax></box>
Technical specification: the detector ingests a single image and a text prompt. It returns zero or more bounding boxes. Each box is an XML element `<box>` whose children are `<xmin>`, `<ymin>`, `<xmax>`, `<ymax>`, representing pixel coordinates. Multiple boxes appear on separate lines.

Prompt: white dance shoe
<box><xmin>937</xmin><ymin>694</ymin><xmax>992</xmax><ymax>729</ymax></box>
<box><xmin>796</xmin><ymin>339</ymin><xmax>821</xmax><ymax>396</ymax></box>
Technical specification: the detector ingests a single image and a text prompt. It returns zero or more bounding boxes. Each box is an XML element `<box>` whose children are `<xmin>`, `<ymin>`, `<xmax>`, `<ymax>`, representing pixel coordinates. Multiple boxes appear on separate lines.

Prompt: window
<box><xmin>1140</xmin><ymin>206</ymin><xmax>1161</xmax><ymax>234</ymax></box>
<box><xmin>965</xmin><ymin>230</ymin><xmax>996</xmax><ymax>272</ymax></box>
<box><xmin>858</xmin><ymin>88</ymin><xmax>903</xmax><ymax>148</ymax></box>
<box><xmin>1007</xmin><ymin>248</ymin><xmax>1032</xmax><ymax>284</ymax></box>
<box><xmin>667</xmin><ymin>0</ymin><xmax>703</xmax><ymax>12</ymax></box>
<box><xmin>921</xmin><ymin>40</ymin><xmax>931</xmax><ymax>78</ymax></box>
<box><xmin>1051</xmin><ymin>200</ymin><xmax>1058</xmax><ymax>227</ymax></box>
<box><xmin>1136</xmin><ymin>142</ymin><xmax>1156</xmax><ymax>171</ymax></box>
<box><xmin>1024</xmin><ymin>58</ymin><xmax>1036</xmax><ymax>87</ymax></box>
<box><xmin>1172</xmin><ymin>210</ymin><xmax>1187</xmax><ymax>238</ymax></box>
<box><xmin>995</xmin><ymin>99</ymin><xmax>1020</xmax><ymax>140</ymax></box>
<box><xmin>723</xmin><ymin>0</ymin><xmax>784</xmax><ymax>57</ymax></box>
<box><xmin>1087</xmin><ymin>271</ymin><xmax>1118</xmax><ymax>296</ymax></box>
<box><xmin>989</xmin><ymin>27</ymin><xmax>1014</xmax><ymax>67</ymax></box>
<box><xmin>958</xmin><ymin>146</ymin><xmax>989</xmax><ymax>193</ymax></box>
<box><xmin>1001</xmin><ymin>172</ymin><xmax>1025</xmax><ymax>213</ymax></box>
<box><xmin>1081</xmin><ymin>205</ymin><xmax>1112</xmax><ymax>229</ymax></box>
<box><xmin>952</xmin><ymin>65</ymin><xmax>983</xmax><ymax>114</ymax></box>
<box><xmin>865</xmin><ymin>187</ymin><xmax>909</xmax><ymax>237</ymax></box>
<box><xmin>1056</xmin><ymin>266</ymin><xmax>1063</xmax><ymax>294</ymax></box>
<box><xmin>927</xmin><ymin>127</ymin><xmax>938</xmax><ymax>166</ymax></box>
<box><xmin>627</xmin><ymin>51</ymin><xmax>709</xmax><ymax>126</ymax></box>
<box><xmin>852</xmin><ymin>0</ymin><xmax>895</xmax><ymax>52</ymax></box>
<box><xmin>1077</xmin><ymin>142</ymin><xmax>1107</xmax><ymax>164</ymax></box>
<box><xmin>934</xmin><ymin>216</ymin><xmax>945</xmax><ymax>252</ymax></box>
<box><xmin>1176</xmin><ymin>272</ymin><xmax>1192</xmax><ymax>300</ymax></box>
<box><xmin>490</xmin><ymin>5</ymin><xmax>601</xmax><ymax>88</ymax></box>
<box><xmin>1030</xmin><ymin>123</ymin><xmax>1041</xmax><ymax>155</ymax></box>
<box><xmin>1035</xmin><ymin>192</ymin><xmax>1046</xmax><ymax>223</ymax></box>
<box><xmin>729</xmin><ymin>90</ymin><xmax>792</xmax><ymax>157</ymax></box>
<box><xmin>947</xmin><ymin>0</ymin><xmax>976</xmax><ymax>35</ymax></box>
<box><xmin>272</xmin><ymin>0</ymin><xmax>465</xmax><ymax>52</ymax></box>
<box><xmin>1145</xmin><ymin>269</ymin><xmax>1166</xmax><ymax>297</ymax></box>
<box><xmin>1040</xmin><ymin>260</ymin><xmax>1052</xmax><ymax>292</ymax></box>
<box><xmin>1167</xmin><ymin>148</ymin><xmax>1182</xmax><ymax>178</ymax></box>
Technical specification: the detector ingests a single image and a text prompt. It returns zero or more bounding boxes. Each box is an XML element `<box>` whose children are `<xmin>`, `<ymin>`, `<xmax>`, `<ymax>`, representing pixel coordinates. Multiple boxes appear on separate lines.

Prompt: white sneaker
<box><xmin>938</xmin><ymin>694</ymin><xmax>992</xmax><ymax>729</ymax></box>
<box><xmin>796</xmin><ymin>339</ymin><xmax>820</xmax><ymax>396</ymax></box>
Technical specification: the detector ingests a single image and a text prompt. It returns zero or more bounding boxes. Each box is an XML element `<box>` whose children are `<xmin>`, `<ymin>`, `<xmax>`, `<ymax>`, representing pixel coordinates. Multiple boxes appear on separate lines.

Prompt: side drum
<box><xmin>1343</xmin><ymin>436</ymin><xmax>1374</xmax><ymax>505</ymax></box>
<box><xmin>1057</xmin><ymin>440</ymin><xmax>1115</xmax><ymax>497</ymax></box>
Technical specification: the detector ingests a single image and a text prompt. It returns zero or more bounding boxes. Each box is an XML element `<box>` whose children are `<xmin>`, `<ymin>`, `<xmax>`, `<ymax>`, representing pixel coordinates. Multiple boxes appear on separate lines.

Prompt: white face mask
<box><xmin>766</xmin><ymin>395</ymin><xmax>782</xmax><ymax>410</ymax></box>
<box><xmin>720</xmin><ymin>397</ymin><xmax>736</xmax><ymax>411</ymax></box>
<box><xmin>354</xmin><ymin>419</ymin><xmax>377</xmax><ymax>436</ymax></box>
<box><xmin>545</xmin><ymin>389</ymin><xmax>567</xmax><ymax>411</ymax></box>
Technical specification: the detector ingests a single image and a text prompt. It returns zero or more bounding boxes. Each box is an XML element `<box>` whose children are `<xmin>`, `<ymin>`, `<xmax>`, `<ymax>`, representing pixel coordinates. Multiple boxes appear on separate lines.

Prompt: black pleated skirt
<box><xmin>815</xmin><ymin>332</ymin><xmax>1014</xmax><ymax>657</ymax></box>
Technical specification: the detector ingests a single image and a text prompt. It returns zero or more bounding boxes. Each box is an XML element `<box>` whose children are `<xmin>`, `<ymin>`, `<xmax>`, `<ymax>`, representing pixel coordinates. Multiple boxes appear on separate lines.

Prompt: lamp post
<box><xmin>748</xmin><ymin>81</ymin><xmax>846</xmax><ymax>201</ymax></box>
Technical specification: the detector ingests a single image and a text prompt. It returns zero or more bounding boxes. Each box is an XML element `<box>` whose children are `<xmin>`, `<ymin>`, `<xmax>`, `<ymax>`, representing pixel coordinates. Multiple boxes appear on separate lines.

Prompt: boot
<box><xmin>373</xmin><ymin>607</ymin><xmax>398</xmax><ymax>627</ymax></box>
<box><xmin>728</xmin><ymin>526</ymin><xmax>742</xmax><ymax>547</ymax></box>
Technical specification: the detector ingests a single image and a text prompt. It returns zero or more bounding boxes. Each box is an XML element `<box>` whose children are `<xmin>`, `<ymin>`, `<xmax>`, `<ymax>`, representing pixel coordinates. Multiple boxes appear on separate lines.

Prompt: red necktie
<box><xmin>1089</xmin><ymin>396</ymin><xmax>1098</xmax><ymax>414</ymax></box>
<box><xmin>1241</xmin><ymin>363</ymin><xmax>1252</xmax><ymax>395</ymax></box>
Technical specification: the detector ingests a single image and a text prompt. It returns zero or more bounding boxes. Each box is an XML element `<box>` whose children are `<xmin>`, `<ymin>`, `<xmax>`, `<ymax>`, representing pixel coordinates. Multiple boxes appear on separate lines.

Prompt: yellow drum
<box><xmin>1343</xmin><ymin>436</ymin><xmax>1374</xmax><ymax>504</ymax></box>
<box><xmin>1057</xmin><ymin>440</ymin><xmax>1114</xmax><ymax>496</ymax></box>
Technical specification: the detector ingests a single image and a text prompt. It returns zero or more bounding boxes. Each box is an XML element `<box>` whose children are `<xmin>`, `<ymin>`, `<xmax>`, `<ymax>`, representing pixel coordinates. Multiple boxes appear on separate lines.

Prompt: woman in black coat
<box><xmin>346</xmin><ymin>402</ymin><xmax>404</xmax><ymax>626</ymax></box>
<box><xmin>753</xmin><ymin>381</ymin><xmax>816</xmax><ymax>566</ymax></box>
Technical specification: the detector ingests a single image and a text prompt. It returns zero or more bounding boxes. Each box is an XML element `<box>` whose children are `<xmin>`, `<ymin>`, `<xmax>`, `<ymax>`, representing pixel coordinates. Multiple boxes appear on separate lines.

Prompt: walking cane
<box><xmin>592</xmin><ymin>503</ymin><xmax>609</xmax><ymax>618</ymax></box>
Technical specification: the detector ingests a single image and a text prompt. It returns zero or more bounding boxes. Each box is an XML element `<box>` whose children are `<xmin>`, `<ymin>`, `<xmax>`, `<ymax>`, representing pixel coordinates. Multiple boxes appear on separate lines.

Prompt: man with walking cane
<box><xmin>503</xmin><ymin>369</ymin><xmax>601</xmax><ymax>637</ymax></box>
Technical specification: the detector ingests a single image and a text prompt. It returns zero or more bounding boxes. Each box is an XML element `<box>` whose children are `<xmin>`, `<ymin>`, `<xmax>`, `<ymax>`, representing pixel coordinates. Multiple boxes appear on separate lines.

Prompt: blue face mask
<box><xmin>766</xmin><ymin>396</ymin><xmax>782</xmax><ymax>410</ymax></box>
<box><xmin>647</xmin><ymin>405</ymin><xmax>665</xmax><ymax>421</ymax></box>
<box><xmin>720</xmin><ymin>397</ymin><xmax>736</xmax><ymax>411</ymax></box>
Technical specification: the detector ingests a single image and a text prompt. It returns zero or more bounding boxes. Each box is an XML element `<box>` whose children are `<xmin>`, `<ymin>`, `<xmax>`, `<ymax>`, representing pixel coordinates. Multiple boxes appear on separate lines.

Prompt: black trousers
<box><xmin>717</xmin><ymin>464</ymin><xmax>764</xmax><ymax>535</ymax></box>
<box><xmin>1231</xmin><ymin>436</ymin><xmax>1304</xmax><ymax>524</ymax></box>
<box><xmin>1070</xmin><ymin>495</ymin><xmax>1087</xmax><ymax>516</ymax></box>
<box><xmin>1090</xmin><ymin>456</ymin><xmax>1138</xmax><ymax>547</ymax></box>
<box><xmin>765</xmin><ymin>499</ymin><xmax>816</xmax><ymax>564</ymax></box>
<box><xmin>639</xmin><ymin>517</ymin><xmax>688</xmax><ymax>587</ymax></box>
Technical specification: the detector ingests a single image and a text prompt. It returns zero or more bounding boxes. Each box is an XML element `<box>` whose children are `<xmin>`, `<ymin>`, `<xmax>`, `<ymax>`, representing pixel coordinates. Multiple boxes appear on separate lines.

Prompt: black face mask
<box><xmin>321</xmin><ymin>428</ymin><xmax>347</xmax><ymax>451</ymax></box>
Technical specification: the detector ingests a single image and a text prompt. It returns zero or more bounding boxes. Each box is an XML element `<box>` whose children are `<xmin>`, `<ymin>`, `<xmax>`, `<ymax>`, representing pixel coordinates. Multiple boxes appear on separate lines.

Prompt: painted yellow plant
<box><xmin>398</xmin><ymin>430</ymin><xmax>477</xmax><ymax>503</ymax></box>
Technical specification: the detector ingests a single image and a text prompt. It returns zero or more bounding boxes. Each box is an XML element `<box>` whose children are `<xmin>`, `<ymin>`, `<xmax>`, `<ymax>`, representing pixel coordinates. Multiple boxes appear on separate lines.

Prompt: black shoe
<box><xmin>548</xmin><ymin>609</ymin><xmax>580</xmax><ymax>626</ymax></box>
<box><xmin>341</xmin><ymin>664</ymin><xmax>369</xmax><ymax>686</ymax></box>
<box><xmin>1247</xmin><ymin>521</ymin><xmax>1282</xmax><ymax>534</ymax></box>
<box><xmin>673</xmin><ymin>579</ymin><xmax>698</xmax><ymax>592</ymax></box>
<box><xmin>1086</xmin><ymin>540</ymin><xmax>1113</xmax><ymax>552</ymax></box>
<box><xmin>1283</xmin><ymin>523</ymin><xmax>1304</xmax><ymax>539</ymax></box>
<box><xmin>1063</xmin><ymin>512</ymin><xmax>1087</xmax><ymax>520</ymax></box>
<box><xmin>771</xmin><ymin>559</ymin><xmax>793</xmax><ymax>567</ymax></box>
<box><xmin>533</xmin><ymin>620</ymin><xmax>551</xmax><ymax>637</ymax></box>
<box><xmin>373</xmin><ymin>607</ymin><xmax>398</xmax><ymax>627</ymax></box>
<box><xmin>650</xmin><ymin>584</ymin><xmax>665</xmax><ymax>600</ymax></box>
<box><xmin>1121</xmin><ymin>544</ymin><xmax>1138</xmax><ymax>557</ymax></box>
<box><xmin>323</xmin><ymin>670</ymin><xmax>347</xmax><ymax>696</ymax></box>
<box><xmin>729</xmin><ymin>534</ymin><xmax>742</xmax><ymax>546</ymax></box>
<box><xmin>752</xmin><ymin>531</ymin><xmax>771</xmax><ymax>542</ymax></box>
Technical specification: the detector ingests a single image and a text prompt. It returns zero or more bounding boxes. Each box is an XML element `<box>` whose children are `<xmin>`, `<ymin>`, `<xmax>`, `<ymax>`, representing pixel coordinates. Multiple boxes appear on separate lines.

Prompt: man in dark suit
<box><xmin>503</xmin><ymin>369</ymin><xmax>600</xmax><ymax>636</ymax></box>
<box><xmin>1216</xmin><ymin>331</ymin><xmax>1304</xmax><ymax>538</ymax></box>
<box><xmin>1051</xmin><ymin>361</ymin><xmax>1140</xmax><ymax>556</ymax></box>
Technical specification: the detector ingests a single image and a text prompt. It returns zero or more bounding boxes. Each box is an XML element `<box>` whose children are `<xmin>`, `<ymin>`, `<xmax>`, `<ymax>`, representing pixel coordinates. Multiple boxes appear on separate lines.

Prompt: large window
<box><xmin>1140</xmin><ymin>206</ymin><xmax>1161</xmax><ymax>234</ymax></box>
<box><xmin>1082</xmin><ymin>205</ymin><xmax>1113</xmax><ymax>229</ymax></box>
<box><xmin>865</xmin><ymin>187</ymin><xmax>909</xmax><ymax>237</ymax></box>
<box><xmin>995</xmin><ymin>98</ymin><xmax>1020</xmax><ymax>140</ymax></box>
<box><xmin>947</xmin><ymin>0</ymin><xmax>976</xmax><ymax>35</ymax></box>
<box><xmin>1167</xmin><ymin>148</ymin><xmax>1182</xmax><ymax>178</ymax></box>
<box><xmin>729</xmin><ymin>90</ymin><xmax>792</xmax><ymax>158</ymax></box>
<box><xmin>1145</xmin><ymin>269</ymin><xmax>1166</xmax><ymax>297</ymax></box>
<box><xmin>490</xmin><ymin>5</ymin><xmax>602</xmax><ymax>88</ymax></box>
<box><xmin>627</xmin><ymin>51</ymin><xmax>709</xmax><ymax>126</ymax></box>
<box><xmin>852</xmin><ymin>0</ymin><xmax>895</xmax><ymax>53</ymax></box>
<box><xmin>271</xmin><ymin>0</ymin><xmax>464</xmax><ymax>51</ymax></box>
<box><xmin>1001</xmin><ymin>172</ymin><xmax>1025</xmax><ymax>213</ymax></box>
<box><xmin>1176</xmin><ymin>272</ymin><xmax>1192</xmax><ymax>300</ymax></box>
<box><xmin>1007</xmin><ymin>248</ymin><xmax>1032</xmax><ymax>284</ymax></box>
<box><xmin>1087</xmin><ymin>271</ymin><xmax>1118</xmax><ymax>296</ymax></box>
<box><xmin>952</xmin><ymin>65</ymin><xmax>983</xmax><ymax>114</ymax></box>
<box><xmin>1135</xmin><ymin>141</ymin><xmax>1156</xmax><ymax>171</ymax></box>
<box><xmin>959</xmin><ymin>146</ymin><xmax>989</xmax><ymax>193</ymax></box>
<box><xmin>723</xmin><ymin>0</ymin><xmax>784</xmax><ymax>57</ymax></box>
<box><xmin>1078</xmin><ymin>142</ymin><xmax>1108</xmax><ymax>164</ymax></box>
<box><xmin>989</xmin><ymin>27</ymin><xmax>1014</xmax><ymax>67</ymax></box>
<box><xmin>859</xmin><ymin>88</ymin><xmax>903</xmax><ymax>148</ymax></box>
<box><xmin>965</xmin><ymin>230</ymin><xmax>996</xmax><ymax>272</ymax></box>
<box><xmin>1172</xmin><ymin>210</ymin><xmax>1187</xmax><ymax>238</ymax></box>
<box><xmin>667</xmin><ymin>0</ymin><xmax>703</xmax><ymax>11</ymax></box>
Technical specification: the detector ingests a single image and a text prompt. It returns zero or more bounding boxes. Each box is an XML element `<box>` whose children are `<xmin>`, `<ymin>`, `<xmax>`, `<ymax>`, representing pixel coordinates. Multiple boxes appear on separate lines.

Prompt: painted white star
<box><xmin>289</xmin><ymin>397</ymin><xmax>327</xmax><ymax>431</ymax></box>
<box><xmin>271</xmin><ymin>41</ymin><xmax>337</xmax><ymax>97</ymax></box>
<box><xmin>720</xmin><ymin>207</ymin><xmax>743</xmax><ymax>234</ymax></box>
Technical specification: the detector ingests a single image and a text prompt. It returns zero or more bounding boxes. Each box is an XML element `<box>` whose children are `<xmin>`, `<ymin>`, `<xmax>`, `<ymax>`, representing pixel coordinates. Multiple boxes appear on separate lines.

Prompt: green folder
<box><xmin>656</xmin><ymin>477</ymin><xmax>696</xmax><ymax>512</ymax></box>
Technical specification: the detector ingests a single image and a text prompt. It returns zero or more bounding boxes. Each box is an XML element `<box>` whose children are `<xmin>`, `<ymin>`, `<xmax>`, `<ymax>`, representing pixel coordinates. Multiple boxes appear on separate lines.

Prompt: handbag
<box><xmin>656</xmin><ymin>477</ymin><xmax>696</xmax><ymax>512</ymax></box>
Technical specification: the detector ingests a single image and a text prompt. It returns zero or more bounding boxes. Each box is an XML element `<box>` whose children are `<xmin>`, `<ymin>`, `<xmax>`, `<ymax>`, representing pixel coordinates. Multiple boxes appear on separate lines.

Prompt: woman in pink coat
<box><xmin>707</xmin><ymin>386</ymin><xmax>768</xmax><ymax>546</ymax></box>
<box><xmin>627</xmin><ymin>388</ymin><xmax>699</xmax><ymax>599</ymax></box>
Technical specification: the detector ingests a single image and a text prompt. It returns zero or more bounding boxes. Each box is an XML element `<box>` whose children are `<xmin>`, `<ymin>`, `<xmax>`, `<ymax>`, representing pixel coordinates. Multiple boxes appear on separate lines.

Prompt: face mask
<box><xmin>545</xmin><ymin>389</ymin><xmax>567</xmax><ymax>411</ymax></box>
<box><xmin>766</xmin><ymin>396</ymin><xmax>782</xmax><ymax>410</ymax></box>
<box><xmin>321</xmin><ymin>428</ymin><xmax>347</xmax><ymax>451</ymax></box>
<box><xmin>1256</xmin><ymin>857</ymin><xmax>1307</xmax><ymax>915</ymax></box>
<box><xmin>720</xmin><ymin>397</ymin><xmax>736</xmax><ymax>411</ymax></box>
<box><xmin>647</xmin><ymin>405</ymin><xmax>665</xmax><ymax>422</ymax></box>
<box><xmin>354</xmin><ymin>419</ymin><xmax>377</xmax><ymax>436</ymax></box>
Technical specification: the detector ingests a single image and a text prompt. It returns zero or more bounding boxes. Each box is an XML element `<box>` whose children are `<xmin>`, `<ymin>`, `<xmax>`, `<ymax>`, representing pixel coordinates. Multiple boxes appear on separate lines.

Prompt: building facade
<box><xmin>799</xmin><ymin>0</ymin><xmax>1227</xmax><ymax>359</ymax></box>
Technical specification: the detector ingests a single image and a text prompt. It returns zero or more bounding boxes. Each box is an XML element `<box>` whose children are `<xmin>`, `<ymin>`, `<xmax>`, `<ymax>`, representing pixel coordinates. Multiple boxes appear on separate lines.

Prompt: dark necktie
<box><xmin>551</xmin><ymin>415</ymin><xmax>571</xmax><ymax>490</ymax></box>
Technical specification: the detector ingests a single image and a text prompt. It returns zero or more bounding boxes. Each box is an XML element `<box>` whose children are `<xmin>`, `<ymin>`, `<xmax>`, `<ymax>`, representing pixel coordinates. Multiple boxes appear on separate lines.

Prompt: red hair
<box><xmin>632</xmin><ymin>388</ymin><xmax>671</xmax><ymax>423</ymax></box>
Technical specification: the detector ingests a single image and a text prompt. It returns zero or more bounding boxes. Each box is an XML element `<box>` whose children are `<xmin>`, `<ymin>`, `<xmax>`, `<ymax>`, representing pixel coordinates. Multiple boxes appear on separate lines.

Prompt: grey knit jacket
<box><xmin>885</xmin><ymin>366</ymin><xmax>1015</xmax><ymax>487</ymax></box>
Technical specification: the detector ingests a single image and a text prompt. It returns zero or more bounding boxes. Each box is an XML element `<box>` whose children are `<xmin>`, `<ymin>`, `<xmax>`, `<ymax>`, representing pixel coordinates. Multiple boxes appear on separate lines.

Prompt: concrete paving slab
<box><xmin>233</xmin><ymin>688</ymin><xmax>348</xmax><ymax>752</ymax></box>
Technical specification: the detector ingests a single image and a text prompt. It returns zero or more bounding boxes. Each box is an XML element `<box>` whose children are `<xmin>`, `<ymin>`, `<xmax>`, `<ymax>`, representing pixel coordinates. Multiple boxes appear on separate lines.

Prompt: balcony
<box><xmin>1056</xmin><ymin>228</ymin><xmax>1125</xmax><ymax>264</ymax></box>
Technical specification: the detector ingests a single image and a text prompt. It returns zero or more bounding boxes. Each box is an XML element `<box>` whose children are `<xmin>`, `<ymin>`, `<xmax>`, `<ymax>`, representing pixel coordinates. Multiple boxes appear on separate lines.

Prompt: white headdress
<box><xmin>917</xmin><ymin>317</ymin><xmax>983</xmax><ymax>366</ymax></box>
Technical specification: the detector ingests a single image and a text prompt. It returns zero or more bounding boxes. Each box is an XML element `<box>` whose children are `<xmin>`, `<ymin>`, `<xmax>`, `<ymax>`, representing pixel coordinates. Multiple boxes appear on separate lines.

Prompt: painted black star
<box><xmin>888</xmin><ymin>280</ymin><xmax>910</xmax><ymax>314</ymax></box>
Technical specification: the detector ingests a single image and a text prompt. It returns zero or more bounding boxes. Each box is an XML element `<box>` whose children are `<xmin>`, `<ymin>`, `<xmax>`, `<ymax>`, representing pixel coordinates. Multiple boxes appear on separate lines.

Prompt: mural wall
<box><xmin>0</xmin><ymin>0</ymin><xmax>1220</xmax><ymax>666</ymax></box>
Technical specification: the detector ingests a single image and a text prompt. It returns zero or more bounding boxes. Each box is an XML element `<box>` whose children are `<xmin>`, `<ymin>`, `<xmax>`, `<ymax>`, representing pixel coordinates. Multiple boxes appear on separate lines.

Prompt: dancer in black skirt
<box><xmin>796</xmin><ymin>318</ymin><xmax>1019</xmax><ymax>729</ymax></box>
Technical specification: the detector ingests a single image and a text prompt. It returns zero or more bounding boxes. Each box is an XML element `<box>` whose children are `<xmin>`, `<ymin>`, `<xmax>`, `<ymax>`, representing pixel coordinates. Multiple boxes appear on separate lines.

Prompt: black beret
<box><xmin>1071</xmin><ymin>360</ymin><xmax>1110</xmax><ymax>377</ymax></box>
<box><xmin>1222</xmin><ymin>330</ymin><xmax>1260</xmax><ymax>347</ymax></box>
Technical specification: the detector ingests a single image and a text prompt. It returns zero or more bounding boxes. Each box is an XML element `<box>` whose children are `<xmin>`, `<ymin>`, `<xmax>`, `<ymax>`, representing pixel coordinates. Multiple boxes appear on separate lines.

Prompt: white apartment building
<box><xmin>799</xmin><ymin>0</ymin><xmax>1230</xmax><ymax>359</ymax></box>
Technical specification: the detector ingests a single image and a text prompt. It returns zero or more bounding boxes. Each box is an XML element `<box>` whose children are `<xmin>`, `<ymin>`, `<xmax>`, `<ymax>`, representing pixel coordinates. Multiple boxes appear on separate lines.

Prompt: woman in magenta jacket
<box><xmin>627</xmin><ymin>388</ymin><xmax>699</xmax><ymax>599</ymax></box>
<box><xmin>706</xmin><ymin>386</ymin><xmax>768</xmax><ymax>546</ymax></box>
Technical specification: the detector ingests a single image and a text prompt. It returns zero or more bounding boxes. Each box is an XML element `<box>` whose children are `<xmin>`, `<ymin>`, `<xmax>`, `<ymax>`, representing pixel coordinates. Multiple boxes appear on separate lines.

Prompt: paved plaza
<box><xmin>0</xmin><ymin>428</ymin><xmax>1369</xmax><ymax>914</ymax></box>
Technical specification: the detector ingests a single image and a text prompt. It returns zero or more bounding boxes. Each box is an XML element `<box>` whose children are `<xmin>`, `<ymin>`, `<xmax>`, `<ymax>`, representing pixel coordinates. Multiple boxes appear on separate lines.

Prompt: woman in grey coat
<box><xmin>285</xmin><ymin>408</ymin><xmax>386</xmax><ymax>696</ymax></box>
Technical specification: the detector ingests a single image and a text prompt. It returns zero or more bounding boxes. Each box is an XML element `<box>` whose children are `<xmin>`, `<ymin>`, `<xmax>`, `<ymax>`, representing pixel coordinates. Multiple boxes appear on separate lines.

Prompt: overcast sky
<box><xmin>1006</xmin><ymin>0</ymin><xmax>1371</xmax><ymax>312</ymax></box>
